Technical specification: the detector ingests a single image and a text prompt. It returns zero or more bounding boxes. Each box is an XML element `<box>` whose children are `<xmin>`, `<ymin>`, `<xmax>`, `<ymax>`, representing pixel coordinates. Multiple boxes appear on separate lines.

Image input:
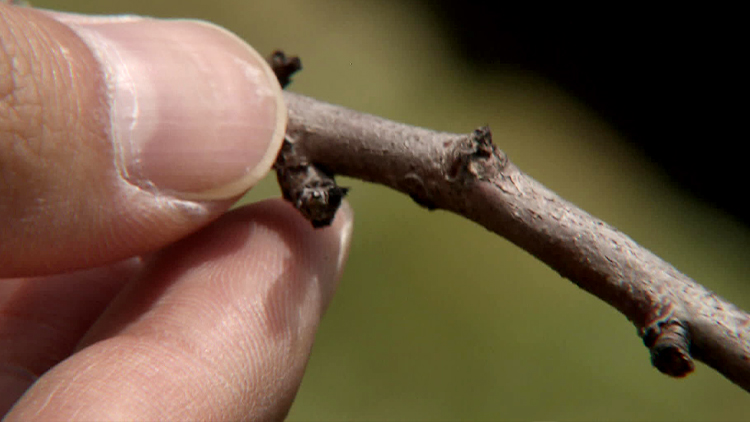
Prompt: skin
<box><xmin>0</xmin><ymin>4</ymin><xmax>353</xmax><ymax>420</ymax></box>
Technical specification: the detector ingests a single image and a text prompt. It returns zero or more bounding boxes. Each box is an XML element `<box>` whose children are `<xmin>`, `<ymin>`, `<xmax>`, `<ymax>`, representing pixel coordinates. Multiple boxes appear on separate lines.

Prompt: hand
<box><xmin>0</xmin><ymin>4</ymin><xmax>353</xmax><ymax>420</ymax></box>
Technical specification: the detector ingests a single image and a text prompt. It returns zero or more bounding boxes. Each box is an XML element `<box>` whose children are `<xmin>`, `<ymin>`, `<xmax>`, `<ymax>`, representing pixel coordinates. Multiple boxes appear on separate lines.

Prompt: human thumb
<box><xmin>0</xmin><ymin>5</ymin><xmax>287</xmax><ymax>277</ymax></box>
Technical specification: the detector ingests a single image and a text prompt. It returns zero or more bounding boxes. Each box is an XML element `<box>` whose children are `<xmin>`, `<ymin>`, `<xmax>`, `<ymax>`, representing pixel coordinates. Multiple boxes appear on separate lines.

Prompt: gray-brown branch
<box><xmin>277</xmin><ymin>91</ymin><xmax>750</xmax><ymax>392</ymax></box>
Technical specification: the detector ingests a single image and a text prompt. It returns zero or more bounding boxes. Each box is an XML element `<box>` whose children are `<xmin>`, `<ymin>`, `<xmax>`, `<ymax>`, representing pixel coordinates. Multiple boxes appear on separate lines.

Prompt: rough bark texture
<box><xmin>277</xmin><ymin>91</ymin><xmax>750</xmax><ymax>392</ymax></box>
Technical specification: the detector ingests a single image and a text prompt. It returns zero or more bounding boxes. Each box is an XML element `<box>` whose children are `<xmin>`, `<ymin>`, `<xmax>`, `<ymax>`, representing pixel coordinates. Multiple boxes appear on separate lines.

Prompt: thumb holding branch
<box><xmin>1</xmin><ymin>5</ymin><xmax>353</xmax><ymax>419</ymax></box>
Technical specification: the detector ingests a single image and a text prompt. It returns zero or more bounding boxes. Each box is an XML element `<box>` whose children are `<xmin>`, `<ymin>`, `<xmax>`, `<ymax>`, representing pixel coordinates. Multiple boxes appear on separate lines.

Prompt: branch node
<box><xmin>471</xmin><ymin>126</ymin><xmax>496</xmax><ymax>158</ymax></box>
<box><xmin>448</xmin><ymin>126</ymin><xmax>506</xmax><ymax>181</ymax></box>
<box><xmin>267</xmin><ymin>51</ymin><xmax>348</xmax><ymax>227</ymax></box>
<box><xmin>268</xmin><ymin>50</ymin><xmax>302</xmax><ymax>88</ymax></box>
<box><xmin>274</xmin><ymin>138</ymin><xmax>348</xmax><ymax>228</ymax></box>
<box><xmin>642</xmin><ymin>317</ymin><xmax>695</xmax><ymax>377</ymax></box>
<box><xmin>403</xmin><ymin>173</ymin><xmax>437</xmax><ymax>210</ymax></box>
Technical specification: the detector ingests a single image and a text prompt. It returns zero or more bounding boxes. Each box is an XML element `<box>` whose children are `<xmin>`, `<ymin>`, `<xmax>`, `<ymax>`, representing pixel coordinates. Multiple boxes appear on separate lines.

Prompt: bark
<box><xmin>276</xmin><ymin>90</ymin><xmax>750</xmax><ymax>392</ymax></box>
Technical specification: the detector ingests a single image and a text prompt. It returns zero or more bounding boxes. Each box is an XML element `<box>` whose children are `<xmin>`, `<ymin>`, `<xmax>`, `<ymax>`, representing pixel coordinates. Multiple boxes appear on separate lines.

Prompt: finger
<box><xmin>0</xmin><ymin>5</ymin><xmax>286</xmax><ymax>277</ymax></box>
<box><xmin>6</xmin><ymin>199</ymin><xmax>354</xmax><ymax>421</ymax></box>
<box><xmin>0</xmin><ymin>259</ymin><xmax>142</xmax><ymax>414</ymax></box>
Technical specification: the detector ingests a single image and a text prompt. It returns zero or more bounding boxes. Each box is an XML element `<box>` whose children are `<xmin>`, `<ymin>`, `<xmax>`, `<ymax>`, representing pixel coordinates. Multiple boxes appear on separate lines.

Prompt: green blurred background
<box><xmin>32</xmin><ymin>1</ymin><xmax>750</xmax><ymax>419</ymax></box>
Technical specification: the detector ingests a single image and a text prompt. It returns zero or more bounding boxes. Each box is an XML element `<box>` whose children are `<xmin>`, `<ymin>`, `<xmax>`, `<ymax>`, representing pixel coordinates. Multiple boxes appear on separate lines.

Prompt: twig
<box><xmin>271</xmin><ymin>54</ymin><xmax>750</xmax><ymax>391</ymax></box>
<box><xmin>269</xmin><ymin>51</ymin><xmax>349</xmax><ymax>228</ymax></box>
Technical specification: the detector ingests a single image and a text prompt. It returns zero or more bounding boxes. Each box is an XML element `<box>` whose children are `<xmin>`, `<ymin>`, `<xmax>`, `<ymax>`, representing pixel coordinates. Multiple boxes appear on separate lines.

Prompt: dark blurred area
<box><xmin>421</xmin><ymin>3</ymin><xmax>747</xmax><ymax>223</ymax></box>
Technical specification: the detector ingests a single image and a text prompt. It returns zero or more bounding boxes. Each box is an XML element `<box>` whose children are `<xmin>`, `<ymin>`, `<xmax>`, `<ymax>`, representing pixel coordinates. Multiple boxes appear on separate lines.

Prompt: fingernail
<box><xmin>332</xmin><ymin>200</ymin><xmax>354</xmax><ymax>282</ymax></box>
<box><xmin>53</xmin><ymin>14</ymin><xmax>287</xmax><ymax>200</ymax></box>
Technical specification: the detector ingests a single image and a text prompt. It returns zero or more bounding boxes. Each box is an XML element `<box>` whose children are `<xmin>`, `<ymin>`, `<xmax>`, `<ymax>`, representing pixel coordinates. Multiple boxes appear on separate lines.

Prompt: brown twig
<box><xmin>268</xmin><ymin>50</ymin><xmax>348</xmax><ymax>227</ymax></box>
<box><xmin>267</xmin><ymin>50</ymin><xmax>302</xmax><ymax>89</ymax></box>
<box><xmin>270</xmin><ymin>53</ymin><xmax>750</xmax><ymax>391</ymax></box>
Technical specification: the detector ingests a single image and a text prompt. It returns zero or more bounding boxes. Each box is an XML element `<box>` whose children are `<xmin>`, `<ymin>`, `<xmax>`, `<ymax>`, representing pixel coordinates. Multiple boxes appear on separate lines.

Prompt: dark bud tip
<box><xmin>471</xmin><ymin>126</ymin><xmax>495</xmax><ymax>158</ymax></box>
<box><xmin>297</xmin><ymin>185</ymin><xmax>349</xmax><ymax>228</ymax></box>
<box><xmin>267</xmin><ymin>50</ymin><xmax>302</xmax><ymax>89</ymax></box>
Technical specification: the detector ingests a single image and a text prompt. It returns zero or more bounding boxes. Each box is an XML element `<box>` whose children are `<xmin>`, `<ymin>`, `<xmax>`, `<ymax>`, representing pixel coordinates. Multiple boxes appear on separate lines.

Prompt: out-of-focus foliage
<box><xmin>30</xmin><ymin>0</ymin><xmax>750</xmax><ymax>419</ymax></box>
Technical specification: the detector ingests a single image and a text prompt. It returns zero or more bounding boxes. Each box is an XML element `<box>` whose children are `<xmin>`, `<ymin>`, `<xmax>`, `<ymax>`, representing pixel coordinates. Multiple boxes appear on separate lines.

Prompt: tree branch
<box><xmin>267</xmin><ymin>49</ymin><xmax>750</xmax><ymax>391</ymax></box>
<box><xmin>276</xmin><ymin>90</ymin><xmax>750</xmax><ymax>392</ymax></box>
